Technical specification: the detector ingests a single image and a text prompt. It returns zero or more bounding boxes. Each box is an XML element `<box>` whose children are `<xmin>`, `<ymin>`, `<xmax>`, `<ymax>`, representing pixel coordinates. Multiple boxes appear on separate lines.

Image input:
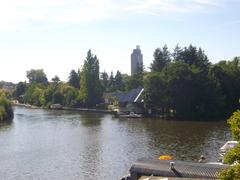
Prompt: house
<box><xmin>104</xmin><ymin>87</ymin><xmax>145</xmax><ymax>114</ymax></box>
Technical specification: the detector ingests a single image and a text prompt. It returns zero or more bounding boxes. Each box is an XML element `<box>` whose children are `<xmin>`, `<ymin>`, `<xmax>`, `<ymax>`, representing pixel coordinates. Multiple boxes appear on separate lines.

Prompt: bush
<box><xmin>219</xmin><ymin>110</ymin><xmax>240</xmax><ymax>179</ymax></box>
<box><xmin>0</xmin><ymin>92</ymin><xmax>13</xmax><ymax>121</ymax></box>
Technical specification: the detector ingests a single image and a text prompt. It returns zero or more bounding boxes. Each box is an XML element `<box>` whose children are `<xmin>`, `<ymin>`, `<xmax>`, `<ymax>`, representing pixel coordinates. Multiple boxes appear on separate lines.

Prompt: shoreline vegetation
<box><xmin>13</xmin><ymin>102</ymin><xmax>115</xmax><ymax>114</ymax></box>
<box><xmin>0</xmin><ymin>90</ymin><xmax>13</xmax><ymax>121</ymax></box>
<box><xmin>4</xmin><ymin>45</ymin><xmax>240</xmax><ymax>121</ymax></box>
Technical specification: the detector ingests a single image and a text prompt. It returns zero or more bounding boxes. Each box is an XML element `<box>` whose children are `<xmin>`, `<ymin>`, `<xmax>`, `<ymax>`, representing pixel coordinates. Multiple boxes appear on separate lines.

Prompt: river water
<box><xmin>0</xmin><ymin>106</ymin><xmax>231</xmax><ymax>180</ymax></box>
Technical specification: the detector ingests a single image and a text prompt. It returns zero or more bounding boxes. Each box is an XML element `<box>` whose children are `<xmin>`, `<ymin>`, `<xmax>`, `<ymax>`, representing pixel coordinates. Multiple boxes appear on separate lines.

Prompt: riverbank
<box><xmin>13</xmin><ymin>102</ymin><xmax>116</xmax><ymax>114</ymax></box>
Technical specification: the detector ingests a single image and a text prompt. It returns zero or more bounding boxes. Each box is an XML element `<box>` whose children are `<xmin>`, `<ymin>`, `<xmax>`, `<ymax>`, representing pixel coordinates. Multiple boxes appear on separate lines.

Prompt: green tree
<box><xmin>172</xmin><ymin>44</ymin><xmax>183</xmax><ymax>61</ymax></box>
<box><xmin>114</xmin><ymin>71</ymin><xmax>124</xmax><ymax>91</ymax></box>
<box><xmin>219</xmin><ymin>110</ymin><xmax>240</xmax><ymax>179</ymax></box>
<box><xmin>100</xmin><ymin>71</ymin><xmax>109</xmax><ymax>91</ymax></box>
<box><xmin>150</xmin><ymin>45</ymin><xmax>171</xmax><ymax>72</ymax></box>
<box><xmin>0</xmin><ymin>90</ymin><xmax>13</xmax><ymax>121</ymax></box>
<box><xmin>52</xmin><ymin>75</ymin><xmax>60</xmax><ymax>84</ymax></box>
<box><xmin>179</xmin><ymin>45</ymin><xmax>210</xmax><ymax>68</ymax></box>
<box><xmin>144</xmin><ymin>72</ymin><xmax>170</xmax><ymax>115</ymax></box>
<box><xmin>211</xmin><ymin>58</ymin><xmax>240</xmax><ymax>116</ymax></box>
<box><xmin>12</xmin><ymin>81</ymin><xmax>27</xmax><ymax>101</ymax></box>
<box><xmin>109</xmin><ymin>71</ymin><xmax>115</xmax><ymax>91</ymax></box>
<box><xmin>68</xmin><ymin>69</ymin><xmax>80</xmax><ymax>89</ymax></box>
<box><xmin>23</xmin><ymin>84</ymin><xmax>44</xmax><ymax>106</ymax></box>
<box><xmin>26</xmin><ymin>69</ymin><xmax>48</xmax><ymax>84</ymax></box>
<box><xmin>79</xmin><ymin>50</ymin><xmax>102</xmax><ymax>107</ymax></box>
<box><xmin>123</xmin><ymin>75</ymin><xmax>142</xmax><ymax>91</ymax></box>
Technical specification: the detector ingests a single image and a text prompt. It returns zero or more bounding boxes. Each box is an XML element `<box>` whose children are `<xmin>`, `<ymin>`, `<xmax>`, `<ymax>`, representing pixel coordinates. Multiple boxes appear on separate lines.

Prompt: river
<box><xmin>0</xmin><ymin>106</ymin><xmax>231</xmax><ymax>180</ymax></box>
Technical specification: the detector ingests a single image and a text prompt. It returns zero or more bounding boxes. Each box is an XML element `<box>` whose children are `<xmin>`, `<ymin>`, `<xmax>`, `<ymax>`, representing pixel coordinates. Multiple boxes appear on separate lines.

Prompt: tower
<box><xmin>131</xmin><ymin>45</ymin><xmax>143</xmax><ymax>75</ymax></box>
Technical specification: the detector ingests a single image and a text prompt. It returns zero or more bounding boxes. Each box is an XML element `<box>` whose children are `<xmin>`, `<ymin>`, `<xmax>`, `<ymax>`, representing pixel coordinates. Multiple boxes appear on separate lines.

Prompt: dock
<box><xmin>122</xmin><ymin>158</ymin><xmax>229</xmax><ymax>180</ymax></box>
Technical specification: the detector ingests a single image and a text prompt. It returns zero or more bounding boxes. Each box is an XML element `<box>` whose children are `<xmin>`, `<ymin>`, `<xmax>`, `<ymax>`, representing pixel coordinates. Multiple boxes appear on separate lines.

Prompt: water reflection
<box><xmin>0</xmin><ymin>120</ymin><xmax>13</xmax><ymax>131</ymax></box>
<box><xmin>80</xmin><ymin>112</ymin><xmax>103</xmax><ymax>127</ymax></box>
<box><xmin>0</xmin><ymin>106</ymin><xmax>230</xmax><ymax>180</ymax></box>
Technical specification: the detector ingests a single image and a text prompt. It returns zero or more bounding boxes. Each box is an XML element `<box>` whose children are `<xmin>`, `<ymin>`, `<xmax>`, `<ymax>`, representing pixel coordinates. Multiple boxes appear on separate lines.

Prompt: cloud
<box><xmin>0</xmin><ymin>0</ymin><xmax>116</xmax><ymax>31</ymax></box>
<box><xmin>125</xmin><ymin>0</ymin><xmax>223</xmax><ymax>14</ymax></box>
<box><xmin>0</xmin><ymin>0</ymin><xmax>225</xmax><ymax>31</ymax></box>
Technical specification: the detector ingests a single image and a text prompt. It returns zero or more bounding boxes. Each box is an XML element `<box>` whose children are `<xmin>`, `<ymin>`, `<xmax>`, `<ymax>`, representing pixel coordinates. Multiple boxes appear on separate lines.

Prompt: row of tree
<box><xmin>12</xmin><ymin>45</ymin><xmax>240</xmax><ymax>120</ymax></box>
<box><xmin>144</xmin><ymin>45</ymin><xmax>240</xmax><ymax>120</ymax></box>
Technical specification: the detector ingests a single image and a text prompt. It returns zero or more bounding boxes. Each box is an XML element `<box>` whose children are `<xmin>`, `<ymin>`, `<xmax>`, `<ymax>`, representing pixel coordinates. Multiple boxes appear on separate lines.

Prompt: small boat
<box><xmin>119</xmin><ymin>112</ymin><xmax>142</xmax><ymax>118</ymax></box>
<box><xmin>219</xmin><ymin>140</ymin><xmax>238</xmax><ymax>157</ymax></box>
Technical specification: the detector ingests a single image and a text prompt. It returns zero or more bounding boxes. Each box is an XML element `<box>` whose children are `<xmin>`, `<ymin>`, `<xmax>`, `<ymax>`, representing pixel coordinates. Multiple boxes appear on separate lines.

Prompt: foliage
<box><xmin>211</xmin><ymin>58</ymin><xmax>240</xmax><ymax>116</ymax></box>
<box><xmin>114</xmin><ymin>71</ymin><xmax>125</xmax><ymax>91</ymax></box>
<box><xmin>227</xmin><ymin>110</ymin><xmax>240</xmax><ymax>141</ymax></box>
<box><xmin>219</xmin><ymin>164</ymin><xmax>240</xmax><ymax>180</ymax></box>
<box><xmin>100</xmin><ymin>71</ymin><xmax>109</xmax><ymax>91</ymax></box>
<box><xmin>219</xmin><ymin>111</ymin><xmax>240</xmax><ymax>179</ymax></box>
<box><xmin>23</xmin><ymin>84</ymin><xmax>45</xmax><ymax>106</ymax></box>
<box><xmin>150</xmin><ymin>45</ymin><xmax>171</xmax><ymax>72</ymax></box>
<box><xmin>52</xmin><ymin>75</ymin><xmax>60</xmax><ymax>84</ymax></box>
<box><xmin>79</xmin><ymin>50</ymin><xmax>102</xmax><ymax>107</ymax></box>
<box><xmin>12</xmin><ymin>81</ymin><xmax>27</xmax><ymax>101</ymax></box>
<box><xmin>0</xmin><ymin>90</ymin><xmax>13</xmax><ymax>121</ymax></box>
<box><xmin>26</xmin><ymin>69</ymin><xmax>48</xmax><ymax>84</ymax></box>
<box><xmin>68</xmin><ymin>69</ymin><xmax>80</xmax><ymax>89</ymax></box>
<box><xmin>144</xmin><ymin>44</ymin><xmax>235</xmax><ymax>120</ymax></box>
<box><xmin>123</xmin><ymin>75</ymin><xmax>143</xmax><ymax>91</ymax></box>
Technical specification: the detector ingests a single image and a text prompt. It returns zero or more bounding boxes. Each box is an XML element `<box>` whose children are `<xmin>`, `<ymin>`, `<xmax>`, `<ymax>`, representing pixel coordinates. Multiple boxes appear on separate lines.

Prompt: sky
<box><xmin>0</xmin><ymin>0</ymin><xmax>240</xmax><ymax>83</ymax></box>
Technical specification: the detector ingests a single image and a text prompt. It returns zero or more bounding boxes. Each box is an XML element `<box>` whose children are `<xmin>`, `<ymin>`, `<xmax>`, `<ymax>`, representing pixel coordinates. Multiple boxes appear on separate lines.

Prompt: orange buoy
<box><xmin>158</xmin><ymin>155</ymin><xmax>172</xmax><ymax>160</ymax></box>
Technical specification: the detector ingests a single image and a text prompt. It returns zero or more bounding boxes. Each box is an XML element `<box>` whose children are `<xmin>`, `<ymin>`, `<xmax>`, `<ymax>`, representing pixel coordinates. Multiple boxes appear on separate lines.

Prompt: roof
<box><xmin>130</xmin><ymin>158</ymin><xmax>229</xmax><ymax>179</ymax></box>
<box><xmin>112</xmin><ymin>87</ymin><xmax>144</xmax><ymax>103</ymax></box>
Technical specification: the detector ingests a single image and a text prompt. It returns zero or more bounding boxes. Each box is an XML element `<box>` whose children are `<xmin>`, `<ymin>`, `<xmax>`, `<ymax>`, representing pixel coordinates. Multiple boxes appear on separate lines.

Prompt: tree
<box><xmin>172</xmin><ymin>44</ymin><xmax>183</xmax><ymax>61</ymax></box>
<box><xmin>219</xmin><ymin>110</ymin><xmax>240</xmax><ymax>179</ymax></box>
<box><xmin>135</xmin><ymin>61</ymin><xmax>144</xmax><ymax>82</ymax></box>
<box><xmin>123</xmin><ymin>75</ymin><xmax>142</xmax><ymax>91</ymax></box>
<box><xmin>26</xmin><ymin>69</ymin><xmax>48</xmax><ymax>84</ymax></box>
<box><xmin>79</xmin><ymin>50</ymin><xmax>102</xmax><ymax>107</ymax></box>
<box><xmin>109</xmin><ymin>71</ymin><xmax>115</xmax><ymax>91</ymax></box>
<box><xmin>179</xmin><ymin>45</ymin><xmax>210</xmax><ymax>68</ymax></box>
<box><xmin>100</xmin><ymin>71</ymin><xmax>109</xmax><ymax>91</ymax></box>
<box><xmin>52</xmin><ymin>75</ymin><xmax>60</xmax><ymax>84</ymax></box>
<box><xmin>12</xmin><ymin>81</ymin><xmax>27</xmax><ymax>100</ymax></box>
<box><xmin>0</xmin><ymin>90</ymin><xmax>13</xmax><ymax>121</ymax></box>
<box><xmin>150</xmin><ymin>45</ymin><xmax>171</xmax><ymax>72</ymax></box>
<box><xmin>114</xmin><ymin>71</ymin><xmax>124</xmax><ymax>91</ymax></box>
<box><xmin>68</xmin><ymin>69</ymin><xmax>80</xmax><ymax>89</ymax></box>
<box><xmin>144</xmin><ymin>72</ymin><xmax>169</xmax><ymax>115</ymax></box>
<box><xmin>23</xmin><ymin>84</ymin><xmax>44</xmax><ymax>106</ymax></box>
<box><xmin>211</xmin><ymin>58</ymin><xmax>240</xmax><ymax>116</ymax></box>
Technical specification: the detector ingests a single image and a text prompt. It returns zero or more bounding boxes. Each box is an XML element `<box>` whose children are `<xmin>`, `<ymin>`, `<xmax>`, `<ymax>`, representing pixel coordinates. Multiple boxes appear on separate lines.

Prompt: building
<box><xmin>131</xmin><ymin>45</ymin><xmax>143</xmax><ymax>75</ymax></box>
<box><xmin>103</xmin><ymin>86</ymin><xmax>145</xmax><ymax>114</ymax></box>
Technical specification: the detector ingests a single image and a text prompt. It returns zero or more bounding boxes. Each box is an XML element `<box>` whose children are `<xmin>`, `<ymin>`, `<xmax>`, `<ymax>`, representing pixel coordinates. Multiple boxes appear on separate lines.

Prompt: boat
<box><xmin>219</xmin><ymin>140</ymin><xmax>238</xmax><ymax>157</ymax></box>
<box><xmin>207</xmin><ymin>140</ymin><xmax>238</xmax><ymax>165</ymax></box>
<box><xmin>119</xmin><ymin>112</ymin><xmax>142</xmax><ymax>118</ymax></box>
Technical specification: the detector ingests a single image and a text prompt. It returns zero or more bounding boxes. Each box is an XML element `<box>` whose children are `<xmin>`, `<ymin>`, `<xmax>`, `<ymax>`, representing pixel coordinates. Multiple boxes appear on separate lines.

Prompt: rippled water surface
<box><xmin>0</xmin><ymin>106</ymin><xmax>231</xmax><ymax>180</ymax></box>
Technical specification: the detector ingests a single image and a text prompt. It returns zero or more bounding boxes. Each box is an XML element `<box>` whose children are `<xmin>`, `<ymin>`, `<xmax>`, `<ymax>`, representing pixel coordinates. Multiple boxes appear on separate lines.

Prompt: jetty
<box><xmin>122</xmin><ymin>158</ymin><xmax>229</xmax><ymax>180</ymax></box>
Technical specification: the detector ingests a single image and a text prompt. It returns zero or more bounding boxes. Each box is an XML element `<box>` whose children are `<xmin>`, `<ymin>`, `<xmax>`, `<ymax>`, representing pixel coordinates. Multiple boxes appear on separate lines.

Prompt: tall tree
<box><xmin>79</xmin><ymin>50</ymin><xmax>102</xmax><ymax>107</ymax></box>
<box><xmin>100</xmin><ymin>71</ymin><xmax>109</xmax><ymax>91</ymax></box>
<box><xmin>172</xmin><ymin>44</ymin><xmax>183</xmax><ymax>61</ymax></box>
<box><xmin>150</xmin><ymin>45</ymin><xmax>171</xmax><ymax>72</ymax></box>
<box><xmin>109</xmin><ymin>71</ymin><xmax>115</xmax><ymax>91</ymax></box>
<box><xmin>180</xmin><ymin>45</ymin><xmax>210</xmax><ymax>68</ymax></box>
<box><xmin>114</xmin><ymin>71</ymin><xmax>124</xmax><ymax>91</ymax></box>
<box><xmin>26</xmin><ymin>69</ymin><xmax>48</xmax><ymax>84</ymax></box>
<box><xmin>68</xmin><ymin>69</ymin><xmax>80</xmax><ymax>89</ymax></box>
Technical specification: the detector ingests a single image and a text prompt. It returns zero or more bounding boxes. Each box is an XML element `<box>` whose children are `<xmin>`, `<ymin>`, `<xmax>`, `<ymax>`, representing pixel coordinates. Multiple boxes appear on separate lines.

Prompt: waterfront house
<box><xmin>103</xmin><ymin>87</ymin><xmax>144</xmax><ymax>114</ymax></box>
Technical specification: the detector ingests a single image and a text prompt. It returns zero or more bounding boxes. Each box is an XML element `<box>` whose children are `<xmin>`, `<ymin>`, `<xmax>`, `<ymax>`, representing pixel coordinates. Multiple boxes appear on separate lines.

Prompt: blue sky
<box><xmin>0</xmin><ymin>0</ymin><xmax>240</xmax><ymax>83</ymax></box>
